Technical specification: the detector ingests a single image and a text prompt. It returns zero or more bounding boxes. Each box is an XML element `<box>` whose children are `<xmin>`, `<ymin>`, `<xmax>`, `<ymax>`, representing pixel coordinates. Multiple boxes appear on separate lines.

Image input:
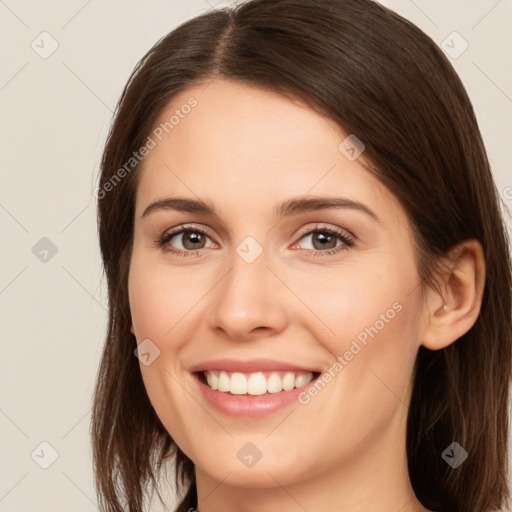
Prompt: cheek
<box><xmin>128</xmin><ymin>250</ymin><xmax>203</xmax><ymax>343</ymax></box>
<box><xmin>288</xmin><ymin>269</ymin><xmax>422</xmax><ymax>454</ymax></box>
<box><xmin>289</xmin><ymin>256</ymin><xmax>419</xmax><ymax>341</ymax></box>
<box><xmin>289</xmin><ymin>255</ymin><xmax>422</xmax><ymax>393</ymax></box>
<box><xmin>128</xmin><ymin>255</ymin><xmax>200</xmax><ymax>451</ymax></box>
<box><xmin>128</xmin><ymin>276</ymin><xmax>169</xmax><ymax>343</ymax></box>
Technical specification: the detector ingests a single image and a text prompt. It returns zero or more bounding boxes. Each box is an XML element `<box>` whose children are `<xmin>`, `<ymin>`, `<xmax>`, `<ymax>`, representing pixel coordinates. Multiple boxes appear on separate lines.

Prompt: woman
<box><xmin>91</xmin><ymin>1</ymin><xmax>512</xmax><ymax>511</ymax></box>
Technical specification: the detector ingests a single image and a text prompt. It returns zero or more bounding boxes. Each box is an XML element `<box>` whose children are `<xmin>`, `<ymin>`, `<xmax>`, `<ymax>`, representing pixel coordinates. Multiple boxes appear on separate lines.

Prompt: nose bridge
<box><xmin>209</xmin><ymin>237</ymin><xmax>287</xmax><ymax>339</ymax></box>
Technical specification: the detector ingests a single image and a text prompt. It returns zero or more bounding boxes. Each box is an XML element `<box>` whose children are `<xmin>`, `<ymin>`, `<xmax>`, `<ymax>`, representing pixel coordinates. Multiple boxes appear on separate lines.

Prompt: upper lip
<box><xmin>189</xmin><ymin>358</ymin><xmax>321</xmax><ymax>374</ymax></box>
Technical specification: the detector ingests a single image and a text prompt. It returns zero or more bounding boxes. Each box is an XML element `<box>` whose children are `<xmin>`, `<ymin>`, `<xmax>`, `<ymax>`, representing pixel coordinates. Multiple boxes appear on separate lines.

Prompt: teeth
<box><xmin>203</xmin><ymin>370</ymin><xmax>315</xmax><ymax>395</ymax></box>
<box><xmin>231</xmin><ymin>373</ymin><xmax>247</xmax><ymax>394</ymax></box>
<box><xmin>247</xmin><ymin>373</ymin><xmax>267</xmax><ymax>395</ymax></box>
<box><xmin>267</xmin><ymin>372</ymin><xmax>282</xmax><ymax>393</ymax></box>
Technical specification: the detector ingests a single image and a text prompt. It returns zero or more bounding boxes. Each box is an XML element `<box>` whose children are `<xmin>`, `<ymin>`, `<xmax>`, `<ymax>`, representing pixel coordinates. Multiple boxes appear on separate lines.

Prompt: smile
<box><xmin>201</xmin><ymin>370</ymin><xmax>318</xmax><ymax>395</ymax></box>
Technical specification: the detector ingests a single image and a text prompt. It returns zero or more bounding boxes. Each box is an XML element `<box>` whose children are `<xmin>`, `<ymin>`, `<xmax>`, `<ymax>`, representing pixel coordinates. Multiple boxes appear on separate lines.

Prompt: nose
<box><xmin>208</xmin><ymin>247</ymin><xmax>289</xmax><ymax>342</ymax></box>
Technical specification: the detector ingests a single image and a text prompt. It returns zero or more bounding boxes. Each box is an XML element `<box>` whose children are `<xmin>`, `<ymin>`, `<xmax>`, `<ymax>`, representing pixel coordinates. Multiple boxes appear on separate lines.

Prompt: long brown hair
<box><xmin>91</xmin><ymin>1</ymin><xmax>512</xmax><ymax>511</ymax></box>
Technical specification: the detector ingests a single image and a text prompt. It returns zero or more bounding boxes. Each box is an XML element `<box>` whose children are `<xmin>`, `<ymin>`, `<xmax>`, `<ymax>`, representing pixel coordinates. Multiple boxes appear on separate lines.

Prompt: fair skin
<box><xmin>128</xmin><ymin>79</ymin><xmax>485</xmax><ymax>512</ymax></box>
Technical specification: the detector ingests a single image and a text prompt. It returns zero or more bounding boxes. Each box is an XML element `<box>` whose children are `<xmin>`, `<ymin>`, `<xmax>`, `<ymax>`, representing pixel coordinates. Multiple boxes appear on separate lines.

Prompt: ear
<box><xmin>421</xmin><ymin>239</ymin><xmax>486</xmax><ymax>350</ymax></box>
<box><xmin>130</xmin><ymin>323</ymin><xmax>135</xmax><ymax>336</ymax></box>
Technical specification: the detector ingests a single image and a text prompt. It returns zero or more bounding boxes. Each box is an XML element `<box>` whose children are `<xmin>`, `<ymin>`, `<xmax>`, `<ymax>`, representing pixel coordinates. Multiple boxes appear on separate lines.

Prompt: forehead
<box><xmin>134</xmin><ymin>79</ymin><xmax>402</xmax><ymax>225</ymax></box>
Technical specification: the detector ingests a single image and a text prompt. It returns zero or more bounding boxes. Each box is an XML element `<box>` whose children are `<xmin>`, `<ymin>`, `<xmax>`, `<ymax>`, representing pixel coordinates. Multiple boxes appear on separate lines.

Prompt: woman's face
<box><xmin>128</xmin><ymin>79</ymin><xmax>427</xmax><ymax>490</ymax></box>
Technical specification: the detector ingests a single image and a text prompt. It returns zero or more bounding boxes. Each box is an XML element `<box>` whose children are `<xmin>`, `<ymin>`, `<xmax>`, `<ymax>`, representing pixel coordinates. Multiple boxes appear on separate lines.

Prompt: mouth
<box><xmin>195</xmin><ymin>370</ymin><xmax>322</xmax><ymax>396</ymax></box>
<box><xmin>188</xmin><ymin>358</ymin><xmax>324</xmax><ymax>417</ymax></box>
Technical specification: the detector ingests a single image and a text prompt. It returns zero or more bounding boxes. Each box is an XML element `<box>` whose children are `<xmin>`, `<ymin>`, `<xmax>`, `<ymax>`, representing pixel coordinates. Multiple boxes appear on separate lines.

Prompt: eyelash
<box><xmin>156</xmin><ymin>223</ymin><xmax>355</xmax><ymax>258</ymax></box>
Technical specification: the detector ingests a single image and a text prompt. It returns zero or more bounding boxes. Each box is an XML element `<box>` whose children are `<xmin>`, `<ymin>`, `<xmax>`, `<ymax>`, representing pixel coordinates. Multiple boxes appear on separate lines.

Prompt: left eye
<box><xmin>292</xmin><ymin>226</ymin><xmax>355</xmax><ymax>256</ymax></box>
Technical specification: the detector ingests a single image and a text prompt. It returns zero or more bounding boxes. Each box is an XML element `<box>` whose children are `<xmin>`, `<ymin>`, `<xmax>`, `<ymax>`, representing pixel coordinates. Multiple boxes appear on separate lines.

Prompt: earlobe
<box><xmin>421</xmin><ymin>239</ymin><xmax>486</xmax><ymax>351</ymax></box>
<box><xmin>130</xmin><ymin>324</ymin><xmax>135</xmax><ymax>336</ymax></box>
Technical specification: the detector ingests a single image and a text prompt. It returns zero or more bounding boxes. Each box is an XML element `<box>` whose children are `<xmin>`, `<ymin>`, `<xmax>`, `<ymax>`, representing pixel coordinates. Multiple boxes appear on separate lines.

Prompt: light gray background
<box><xmin>1</xmin><ymin>0</ymin><xmax>511</xmax><ymax>511</ymax></box>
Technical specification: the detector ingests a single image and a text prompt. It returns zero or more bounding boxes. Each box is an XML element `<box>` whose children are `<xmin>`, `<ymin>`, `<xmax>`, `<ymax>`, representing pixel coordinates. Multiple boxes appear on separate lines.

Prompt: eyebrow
<box><xmin>141</xmin><ymin>196</ymin><xmax>380</xmax><ymax>223</ymax></box>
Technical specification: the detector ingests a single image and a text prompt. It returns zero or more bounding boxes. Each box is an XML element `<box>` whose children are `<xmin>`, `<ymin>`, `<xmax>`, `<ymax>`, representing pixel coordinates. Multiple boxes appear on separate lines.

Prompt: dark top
<box><xmin>175</xmin><ymin>482</ymin><xmax>198</xmax><ymax>512</ymax></box>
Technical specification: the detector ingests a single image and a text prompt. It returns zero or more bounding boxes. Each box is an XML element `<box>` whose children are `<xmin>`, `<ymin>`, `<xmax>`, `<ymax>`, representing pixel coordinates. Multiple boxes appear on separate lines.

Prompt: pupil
<box><xmin>184</xmin><ymin>232</ymin><xmax>204</xmax><ymax>249</ymax></box>
<box><xmin>314</xmin><ymin>232</ymin><xmax>335</xmax><ymax>250</ymax></box>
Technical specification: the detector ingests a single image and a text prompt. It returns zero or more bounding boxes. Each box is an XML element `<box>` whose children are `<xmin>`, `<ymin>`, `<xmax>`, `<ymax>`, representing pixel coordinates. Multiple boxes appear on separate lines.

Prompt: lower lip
<box><xmin>192</xmin><ymin>372</ymin><xmax>319</xmax><ymax>419</ymax></box>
